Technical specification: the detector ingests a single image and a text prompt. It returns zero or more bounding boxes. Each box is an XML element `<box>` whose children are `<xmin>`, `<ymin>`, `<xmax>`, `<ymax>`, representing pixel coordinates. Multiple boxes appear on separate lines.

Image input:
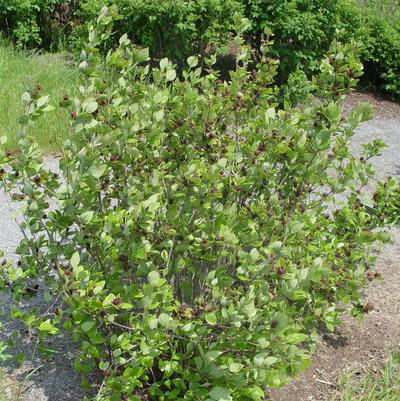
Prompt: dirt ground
<box><xmin>343</xmin><ymin>91</ymin><xmax>400</xmax><ymax>119</ymax></box>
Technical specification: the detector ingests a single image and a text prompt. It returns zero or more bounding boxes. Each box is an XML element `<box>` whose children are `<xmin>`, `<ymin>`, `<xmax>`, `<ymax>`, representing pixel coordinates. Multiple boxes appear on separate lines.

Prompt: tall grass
<box><xmin>331</xmin><ymin>352</ymin><xmax>400</xmax><ymax>401</ymax></box>
<box><xmin>358</xmin><ymin>0</ymin><xmax>400</xmax><ymax>19</ymax></box>
<box><xmin>0</xmin><ymin>41</ymin><xmax>78</xmax><ymax>152</ymax></box>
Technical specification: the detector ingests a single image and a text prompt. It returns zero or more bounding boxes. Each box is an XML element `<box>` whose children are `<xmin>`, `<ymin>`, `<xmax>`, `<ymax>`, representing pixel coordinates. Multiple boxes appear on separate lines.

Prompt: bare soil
<box><xmin>343</xmin><ymin>91</ymin><xmax>400</xmax><ymax>119</ymax></box>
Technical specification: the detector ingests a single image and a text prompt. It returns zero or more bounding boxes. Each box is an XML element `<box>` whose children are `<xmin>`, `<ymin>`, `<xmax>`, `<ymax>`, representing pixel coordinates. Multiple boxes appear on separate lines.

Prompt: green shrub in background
<box><xmin>0</xmin><ymin>0</ymin><xmax>80</xmax><ymax>49</ymax></box>
<box><xmin>242</xmin><ymin>0</ymin><xmax>400</xmax><ymax>98</ymax></box>
<box><xmin>242</xmin><ymin>0</ymin><xmax>355</xmax><ymax>79</ymax></box>
<box><xmin>356</xmin><ymin>11</ymin><xmax>400</xmax><ymax>98</ymax></box>
<box><xmin>333</xmin><ymin>0</ymin><xmax>400</xmax><ymax>98</ymax></box>
<box><xmin>1</xmin><ymin>7</ymin><xmax>397</xmax><ymax>401</ymax></box>
<box><xmin>76</xmin><ymin>0</ymin><xmax>243</xmax><ymax>67</ymax></box>
<box><xmin>0</xmin><ymin>0</ymin><xmax>243</xmax><ymax>67</ymax></box>
<box><xmin>1</xmin><ymin>0</ymin><xmax>400</xmax><ymax>97</ymax></box>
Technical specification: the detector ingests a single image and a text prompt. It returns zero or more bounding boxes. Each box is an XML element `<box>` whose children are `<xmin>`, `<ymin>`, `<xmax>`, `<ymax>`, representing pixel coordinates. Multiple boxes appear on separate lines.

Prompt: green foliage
<box><xmin>243</xmin><ymin>0</ymin><xmax>354</xmax><ymax>77</ymax></box>
<box><xmin>0</xmin><ymin>0</ymin><xmax>242</xmax><ymax>67</ymax></box>
<box><xmin>282</xmin><ymin>68</ymin><xmax>314</xmax><ymax>106</ymax></box>
<box><xmin>76</xmin><ymin>0</ymin><xmax>243</xmax><ymax>66</ymax></box>
<box><xmin>0</xmin><ymin>0</ymin><xmax>80</xmax><ymax>49</ymax></box>
<box><xmin>371</xmin><ymin>178</ymin><xmax>400</xmax><ymax>225</ymax></box>
<box><xmin>2</xmin><ymin>0</ymin><xmax>400</xmax><ymax>97</ymax></box>
<box><xmin>243</xmin><ymin>0</ymin><xmax>400</xmax><ymax>97</ymax></box>
<box><xmin>359</xmin><ymin>0</ymin><xmax>400</xmax><ymax>19</ymax></box>
<box><xmin>0</xmin><ymin>7</ymin><xmax>397</xmax><ymax>401</ymax></box>
<box><xmin>354</xmin><ymin>10</ymin><xmax>400</xmax><ymax>97</ymax></box>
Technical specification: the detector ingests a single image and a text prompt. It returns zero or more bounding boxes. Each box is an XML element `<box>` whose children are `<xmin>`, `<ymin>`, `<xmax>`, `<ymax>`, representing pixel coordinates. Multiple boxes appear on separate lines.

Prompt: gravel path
<box><xmin>0</xmin><ymin>110</ymin><xmax>399</xmax><ymax>401</ymax></box>
<box><xmin>351</xmin><ymin>118</ymin><xmax>400</xmax><ymax>180</ymax></box>
<box><xmin>0</xmin><ymin>157</ymin><xmax>91</xmax><ymax>401</ymax></box>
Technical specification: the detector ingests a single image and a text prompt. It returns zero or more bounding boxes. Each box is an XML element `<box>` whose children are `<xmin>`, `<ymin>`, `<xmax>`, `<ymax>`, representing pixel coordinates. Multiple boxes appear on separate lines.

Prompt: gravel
<box><xmin>0</xmin><ymin>157</ymin><xmax>91</xmax><ymax>401</ymax></box>
<box><xmin>350</xmin><ymin>118</ymin><xmax>400</xmax><ymax>179</ymax></box>
<box><xmin>0</xmin><ymin>116</ymin><xmax>399</xmax><ymax>401</ymax></box>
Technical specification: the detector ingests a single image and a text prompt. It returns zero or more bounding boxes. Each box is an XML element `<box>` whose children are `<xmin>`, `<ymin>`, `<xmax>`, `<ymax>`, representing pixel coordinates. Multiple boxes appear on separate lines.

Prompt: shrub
<box><xmin>75</xmin><ymin>0</ymin><xmax>243</xmax><ymax>67</ymax></box>
<box><xmin>242</xmin><ymin>0</ymin><xmax>400</xmax><ymax>98</ymax></box>
<box><xmin>0</xmin><ymin>0</ymin><xmax>80</xmax><ymax>49</ymax></box>
<box><xmin>281</xmin><ymin>68</ymin><xmax>314</xmax><ymax>107</ymax></box>
<box><xmin>0</xmin><ymin>0</ymin><xmax>241</xmax><ymax>57</ymax></box>
<box><xmin>330</xmin><ymin>1</ymin><xmax>400</xmax><ymax>98</ymax></box>
<box><xmin>243</xmin><ymin>0</ymin><xmax>353</xmax><ymax>78</ymax></box>
<box><xmin>355</xmin><ymin>11</ymin><xmax>400</xmax><ymax>97</ymax></box>
<box><xmin>0</xmin><ymin>7</ymin><xmax>394</xmax><ymax>401</ymax></box>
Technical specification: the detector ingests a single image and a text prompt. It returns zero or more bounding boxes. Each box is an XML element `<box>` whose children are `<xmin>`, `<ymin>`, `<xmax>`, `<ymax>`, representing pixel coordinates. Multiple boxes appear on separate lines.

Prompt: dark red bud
<box><xmin>112</xmin><ymin>297</ymin><xmax>121</xmax><ymax>306</ymax></box>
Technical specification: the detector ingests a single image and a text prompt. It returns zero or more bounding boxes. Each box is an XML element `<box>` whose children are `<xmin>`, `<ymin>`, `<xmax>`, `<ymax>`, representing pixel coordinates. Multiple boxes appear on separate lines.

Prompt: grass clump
<box><xmin>0</xmin><ymin>41</ymin><xmax>78</xmax><ymax>152</ymax></box>
<box><xmin>332</xmin><ymin>352</ymin><xmax>400</xmax><ymax>401</ymax></box>
<box><xmin>0</xmin><ymin>368</ymin><xmax>22</xmax><ymax>401</ymax></box>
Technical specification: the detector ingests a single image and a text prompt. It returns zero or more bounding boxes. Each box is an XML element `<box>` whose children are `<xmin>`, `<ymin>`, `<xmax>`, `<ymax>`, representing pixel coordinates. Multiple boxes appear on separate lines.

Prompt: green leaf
<box><xmin>160</xmin><ymin>58</ymin><xmax>169</xmax><ymax>70</ymax></box>
<box><xmin>93</xmin><ymin>281</ymin><xmax>105</xmax><ymax>295</ymax></box>
<box><xmin>166</xmin><ymin>69</ymin><xmax>176</xmax><ymax>82</ymax></box>
<box><xmin>217</xmin><ymin>158</ymin><xmax>227</xmax><ymax>168</ymax></box>
<box><xmin>103</xmin><ymin>294</ymin><xmax>115</xmax><ymax>307</ymax></box>
<box><xmin>43</xmin><ymin>292</ymin><xmax>52</xmax><ymax>302</ymax></box>
<box><xmin>209</xmin><ymin>387</ymin><xmax>232</xmax><ymax>401</ymax></box>
<box><xmin>270</xmin><ymin>241</ymin><xmax>282</xmax><ymax>252</ymax></box>
<box><xmin>219</xmin><ymin>225</ymin><xmax>238</xmax><ymax>244</ymax></box>
<box><xmin>187</xmin><ymin>56</ymin><xmax>199</xmax><ymax>68</ymax></box>
<box><xmin>148</xmin><ymin>270</ymin><xmax>161</xmax><ymax>285</ymax></box>
<box><xmin>265</xmin><ymin>107</ymin><xmax>276</xmax><ymax>121</ymax></box>
<box><xmin>254</xmin><ymin>353</ymin><xmax>278</xmax><ymax>367</ymax></box>
<box><xmin>89</xmin><ymin>163</ymin><xmax>106</xmax><ymax>179</ymax></box>
<box><xmin>250</xmin><ymin>248</ymin><xmax>260</xmax><ymax>262</ymax></box>
<box><xmin>313</xmin><ymin>257</ymin><xmax>323</xmax><ymax>269</ymax></box>
<box><xmin>205</xmin><ymin>350</ymin><xmax>222</xmax><ymax>361</ymax></box>
<box><xmin>80</xmin><ymin>211</ymin><xmax>94</xmax><ymax>224</ymax></box>
<box><xmin>153</xmin><ymin>109</ymin><xmax>164</xmax><ymax>122</ymax></box>
<box><xmin>70</xmin><ymin>252</ymin><xmax>80</xmax><ymax>268</ymax></box>
<box><xmin>37</xmin><ymin>95</ymin><xmax>50</xmax><ymax>108</ymax></box>
<box><xmin>257</xmin><ymin>338</ymin><xmax>270</xmax><ymax>349</ymax></box>
<box><xmin>229</xmin><ymin>362</ymin><xmax>242</xmax><ymax>373</ymax></box>
<box><xmin>158</xmin><ymin>313</ymin><xmax>171</xmax><ymax>328</ymax></box>
<box><xmin>99</xmin><ymin>361</ymin><xmax>109</xmax><ymax>371</ymax></box>
<box><xmin>21</xmin><ymin>92</ymin><xmax>31</xmax><ymax>102</ymax></box>
<box><xmin>81</xmin><ymin>321</ymin><xmax>96</xmax><ymax>332</ymax></box>
<box><xmin>287</xmin><ymin>333</ymin><xmax>308</xmax><ymax>344</ymax></box>
<box><xmin>135</xmin><ymin>245</ymin><xmax>147</xmax><ymax>260</ymax></box>
<box><xmin>377</xmin><ymin>232</ymin><xmax>391</xmax><ymax>242</ymax></box>
<box><xmin>298</xmin><ymin>133</ymin><xmax>307</xmax><ymax>148</ymax></box>
<box><xmin>205</xmin><ymin>312</ymin><xmax>217</xmax><ymax>325</ymax></box>
<box><xmin>38</xmin><ymin>320</ymin><xmax>59</xmax><ymax>335</ymax></box>
<box><xmin>247</xmin><ymin>385</ymin><xmax>265</xmax><ymax>401</ymax></box>
<box><xmin>42</xmin><ymin>105</ymin><xmax>55</xmax><ymax>113</ymax></box>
